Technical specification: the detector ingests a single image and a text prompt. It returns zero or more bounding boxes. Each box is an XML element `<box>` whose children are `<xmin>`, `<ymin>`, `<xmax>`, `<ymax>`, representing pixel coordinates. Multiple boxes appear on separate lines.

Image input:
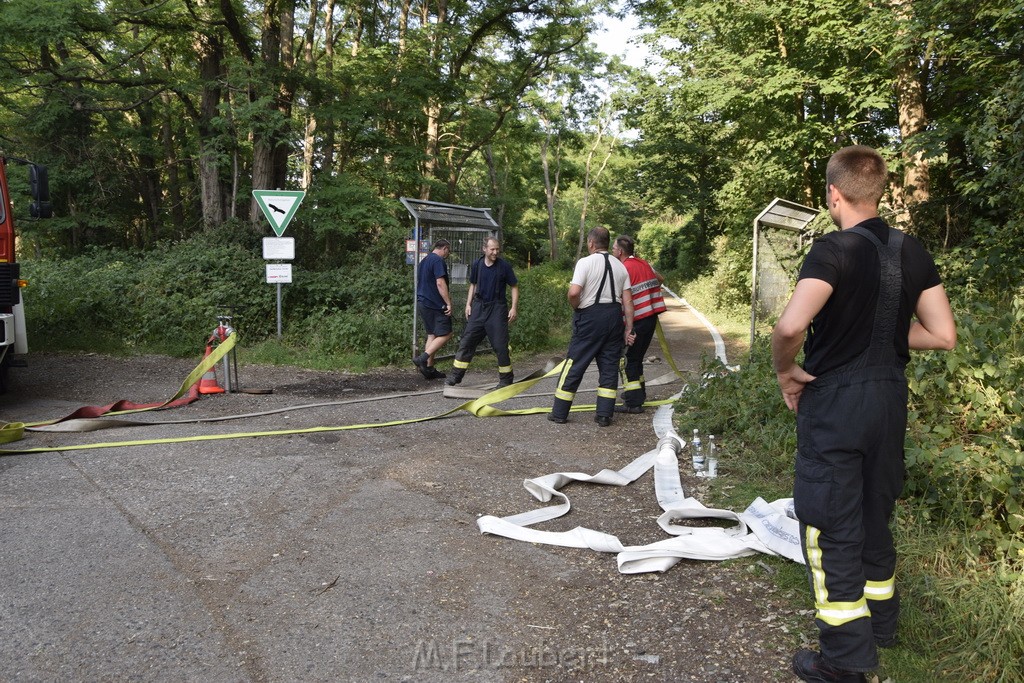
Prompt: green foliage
<box><xmin>23</xmin><ymin>234</ymin><xmax>274</xmax><ymax>356</ymax></box>
<box><xmin>894</xmin><ymin>513</ymin><xmax>1024</xmax><ymax>683</ymax></box>
<box><xmin>509</xmin><ymin>262</ymin><xmax>574</xmax><ymax>353</ymax></box>
<box><xmin>22</xmin><ymin>250</ymin><xmax>144</xmax><ymax>351</ymax></box>
<box><xmin>20</xmin><ymin>240</ymin><xmax>572</xmax><ymax>367</ymax></box>
<box><xmin>635</xmin><ymin>215</ymin><xmax>697</xmax><ymax>276</ymax></box>
<box><xmin>289</xmin><ymin>302</ymin><xmax>413</xmax><ymax>367</ymax></box>
<box><xmin>674</xmin><ymin>336</ymin><xmax>797</xmax><ymax>503</ymax></box>
<box><xmin>298</xmin><ymin>173</ymin><xmax>403</xmax><ymax>265</ymax></box>
<box><xmin>905</xmin><ymin>292</ymin><xmax>1024</xmax><ymax>560</ymax></box>
<box><xmin>283</xmin><ymin>253</ymin><xmax>414</xmax><ymax>367</ymax></box>
<box><xmin>0</xmin><ymin>0</ymin><xmax>615</xmax><ymax>256</ymax></box>
<box><xmin>681</xmin><ymin>234</ymin><xmax>755</xmax><ymax>313</ymax></box>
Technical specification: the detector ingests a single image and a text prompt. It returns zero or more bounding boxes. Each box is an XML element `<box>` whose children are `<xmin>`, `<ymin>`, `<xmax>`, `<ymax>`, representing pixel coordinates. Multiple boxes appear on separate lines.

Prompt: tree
<box><xmin>574</xmin><ymin>100</ymin><xmax>617</xmax><ymax>259</ymax></box>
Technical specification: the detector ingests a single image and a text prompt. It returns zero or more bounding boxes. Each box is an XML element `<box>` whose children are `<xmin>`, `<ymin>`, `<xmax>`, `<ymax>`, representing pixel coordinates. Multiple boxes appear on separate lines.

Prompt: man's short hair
<box><xmin>826</xmin><ymin>145</ymin><xmax>888</xmax><ymax>206</ymax></box>
<box><xmin>433</xmin><ymin>238</ymin><xmax>452</xmax><ymax>250</ymax></box>
<box><xmin>588</xmin><ymin>226</ymin><xmax>610</xmax><ymax>250</ymax></box>
<box><xmin>614</xmin><ymin>235</ymin><xmax>635</xmax><ymax>257</ymax></box>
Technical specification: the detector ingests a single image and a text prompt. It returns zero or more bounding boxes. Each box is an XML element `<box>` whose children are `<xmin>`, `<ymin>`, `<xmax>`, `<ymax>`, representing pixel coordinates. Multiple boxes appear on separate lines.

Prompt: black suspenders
<box><xmin>595</xmin><ymin>253</ymin><xmax>617</xmax><ymax>305</ymax></box>
<box><xmin>848</xmin><ymin>225</ymin><xmax>904</xmax><ymax>366</ymax></box>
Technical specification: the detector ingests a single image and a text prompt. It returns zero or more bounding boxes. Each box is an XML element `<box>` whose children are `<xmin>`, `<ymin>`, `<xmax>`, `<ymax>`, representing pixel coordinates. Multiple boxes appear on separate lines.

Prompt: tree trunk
<box><xmin>251</xmin><ymin>0</ymin><xmax>296</xmax><ymax>223</ymax></box>
<box><xmin>322</xmin><ymin>0</ymin><xmax>336</xmax><ymax>173</ymax></box>
<box><xmin>136</xmin><ymin>100</ymin><xmax>161</xmax><ymax>247</ymax></box>
<box><xmin>483</xmin><ymin>145</ymin><xmax>505</xmax><ymax>227</ymax></box>
<box><xmin>895</xmin><ymin>59</ymin><xmax>930</xmax><ymax>210</ymax></box>
<box><xmin>301</xmin><ymin>2</ymin><xmax>318</xmax><ymax>189</ymax></box>
<box><xmin>196</xmin><ymin>29</ymin><xmax>225</xmax><ymax>227</ymax></box>
<box><xmin>398</xmin><ymin>0</ymin><xmax>411</xmax><ymax>54</ymax></box>
<box><xmin>891</xmin><ymin>0</ymin><xmax>931</xmax><ymax>229</ymax></box>
<box><xmin>161</xmin><ymin>92</ymin><xmax>185</xmax><ymax>235</ymax></box>
<box><xmin>541</xmin><ymin>134</ymin><xmax>560</xmax><ymax>262</ymax></box>
<box><xmin>576</xmin><ymin>114</ymin><xmax>615</xmax><ymax>260</ymax></box>
<box><xmin>420</xmin><ymin>0</ymin><xmax>447</xmax><ymax>200</ymax></box>
<box><xmin>421</xmin><ymin>100</ymin><xmax>441</xmax><ymax>200</ymax></box>
<box><xmin>275</xmin><ymin>0</ymin><xmax>295</xmax><ymax>191</ymax></box>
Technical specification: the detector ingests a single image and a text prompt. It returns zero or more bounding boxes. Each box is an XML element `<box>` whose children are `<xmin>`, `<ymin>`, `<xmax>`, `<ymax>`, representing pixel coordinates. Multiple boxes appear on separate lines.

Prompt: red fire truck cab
<box><xmin>0</xmin><ymin>155</ymin><xmax>51</xmax><ymax>391</ymax></box>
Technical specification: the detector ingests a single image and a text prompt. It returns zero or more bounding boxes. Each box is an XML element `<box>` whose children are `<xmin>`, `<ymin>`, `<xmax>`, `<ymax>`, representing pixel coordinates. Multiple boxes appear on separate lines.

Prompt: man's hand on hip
<box><xmin>776</xmin><ymin>365</ymin><xmax>816</xmax><ymax>413</ymax></box>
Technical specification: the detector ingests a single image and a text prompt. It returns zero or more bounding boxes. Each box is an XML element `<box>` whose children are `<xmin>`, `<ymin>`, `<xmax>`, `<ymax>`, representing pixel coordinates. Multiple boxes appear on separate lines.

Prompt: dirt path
<box><xmin>0</xmin><ymin>297</ymin><xmax>808</xmax><ymax>682</ymax></box>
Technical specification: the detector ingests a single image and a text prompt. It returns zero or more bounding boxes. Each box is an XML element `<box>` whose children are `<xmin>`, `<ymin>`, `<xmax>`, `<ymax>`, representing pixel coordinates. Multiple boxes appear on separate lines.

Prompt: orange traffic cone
<box><xmin>197</xmin><ymin>344</ymin><xmax>225</xmax><ymax>395</ymax></box>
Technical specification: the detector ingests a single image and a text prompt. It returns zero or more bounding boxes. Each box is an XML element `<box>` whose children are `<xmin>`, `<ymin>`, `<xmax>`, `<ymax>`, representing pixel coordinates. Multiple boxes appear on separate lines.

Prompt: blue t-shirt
<box><xmin>471</xmin><ymin>258</ymin><xmax>517</xmax><ymax>303</ymax></box>
<box><xmin>417</xmin><ymin>252</ymin><xmax>449</xmax><ymax>310</ymax></box>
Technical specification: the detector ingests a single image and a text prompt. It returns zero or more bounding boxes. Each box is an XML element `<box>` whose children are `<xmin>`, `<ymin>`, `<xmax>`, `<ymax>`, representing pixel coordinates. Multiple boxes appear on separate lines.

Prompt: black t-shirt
<box><xmin>798</xmin><ymin>217</ymin><xmax>942</xmax><ymax>376</ymax></box>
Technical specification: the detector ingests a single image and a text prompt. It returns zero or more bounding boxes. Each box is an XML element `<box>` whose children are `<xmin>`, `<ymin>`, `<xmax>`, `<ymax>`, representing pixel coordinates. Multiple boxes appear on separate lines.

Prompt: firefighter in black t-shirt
<box><xmin>771</xmin><ymin>146</ymin><xmax>957</xmax><ymax>682</ymax></box>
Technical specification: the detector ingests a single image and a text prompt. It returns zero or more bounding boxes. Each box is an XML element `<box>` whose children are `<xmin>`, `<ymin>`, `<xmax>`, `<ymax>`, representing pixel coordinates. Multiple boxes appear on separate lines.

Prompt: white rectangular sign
<box><xmin>266</xmin><ymin>263</ymin><xmax>293</xmax><ymax>284</ymax></box>
<box><xmin>263</xmin><ymin>237</ymin><xmax>295</xmax><ymax>260</ymax></box>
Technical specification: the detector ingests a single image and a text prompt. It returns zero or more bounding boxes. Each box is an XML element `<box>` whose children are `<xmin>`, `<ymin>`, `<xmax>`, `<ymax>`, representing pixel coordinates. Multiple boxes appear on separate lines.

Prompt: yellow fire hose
<box><xmin>0</xmin><ymin>321</ymin><xmax>685</xmax><ymax>456</ymax></box>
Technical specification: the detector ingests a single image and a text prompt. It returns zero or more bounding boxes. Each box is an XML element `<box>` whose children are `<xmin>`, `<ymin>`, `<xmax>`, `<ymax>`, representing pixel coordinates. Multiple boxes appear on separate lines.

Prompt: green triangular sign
<box><xmin>253</xmin><ymin>190</ymin><xmax>305</xmax><ymax>236</ymax></box>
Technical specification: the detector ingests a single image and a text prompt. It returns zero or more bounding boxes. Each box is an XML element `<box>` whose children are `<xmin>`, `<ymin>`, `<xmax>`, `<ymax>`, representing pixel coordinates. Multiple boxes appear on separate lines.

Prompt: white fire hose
<box><xmin>476</xmin><ymin>397</ymin><xmax>805</xmax><ymax>572</ymax></box>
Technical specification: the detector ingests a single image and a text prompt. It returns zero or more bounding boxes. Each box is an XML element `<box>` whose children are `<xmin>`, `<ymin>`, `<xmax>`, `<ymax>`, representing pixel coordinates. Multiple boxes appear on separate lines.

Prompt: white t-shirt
<box><xmin>571</xmin><ymin>252</ymin><xmax>632</xmax><ymax>309</ymax></box>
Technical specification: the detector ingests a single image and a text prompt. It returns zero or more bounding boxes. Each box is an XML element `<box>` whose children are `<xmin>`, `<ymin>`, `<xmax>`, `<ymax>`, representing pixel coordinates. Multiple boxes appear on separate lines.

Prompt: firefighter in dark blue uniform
<box><xmin>445</xmin><ymin>237</ymin><xmax>520</xmax><ymax>389</ymax></box>
<box><xmin>772</xmin><ymin>146</ymin><xmax>956</xmax><ymax>682</ymax></box>
<box><xmin>549</xmin><ymin>227</ymin><xmax>635</xmax><ymax>427</ymax></box>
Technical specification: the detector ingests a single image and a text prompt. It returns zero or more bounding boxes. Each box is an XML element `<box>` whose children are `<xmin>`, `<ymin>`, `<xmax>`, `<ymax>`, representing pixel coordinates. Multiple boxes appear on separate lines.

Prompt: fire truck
<box><xmin>0</xmin><ymin>155</ymin><xmax>51</xmax><ymax>391</ymax></box>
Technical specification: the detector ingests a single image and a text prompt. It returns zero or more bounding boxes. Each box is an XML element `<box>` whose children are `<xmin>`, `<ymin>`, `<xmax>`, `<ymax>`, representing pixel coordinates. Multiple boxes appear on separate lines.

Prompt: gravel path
<box><xmin>0</xmin><ymin>297</ymin><xmax>810</xmax><ymax>682</ymax></box>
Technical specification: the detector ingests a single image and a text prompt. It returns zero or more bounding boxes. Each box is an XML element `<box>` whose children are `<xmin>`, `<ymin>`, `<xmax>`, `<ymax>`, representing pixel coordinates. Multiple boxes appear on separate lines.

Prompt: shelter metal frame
<box><xmin>400</xmin><ymin>198</ymin><xmax>500</xmax><ymax>361</ymax></box>
<box><xmin>750</xmin><ymin>198</ymin><xmax>821</xmax><ymax>346</ymax></box>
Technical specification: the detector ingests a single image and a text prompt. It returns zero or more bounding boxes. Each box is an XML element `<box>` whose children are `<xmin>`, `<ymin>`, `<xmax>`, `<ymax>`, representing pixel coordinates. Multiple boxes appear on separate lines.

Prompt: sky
<box><xmin>592</xmin><ymin>10</ymin><xmax>653</xmax><ymax>69</ymax></box>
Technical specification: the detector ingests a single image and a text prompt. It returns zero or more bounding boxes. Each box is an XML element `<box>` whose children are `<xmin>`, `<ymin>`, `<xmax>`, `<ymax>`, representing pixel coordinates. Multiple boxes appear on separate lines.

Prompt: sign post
<box><xmin>254</xmin><ymin>191</ymin><xmax>304</xmax><ymax>339</ymax></box>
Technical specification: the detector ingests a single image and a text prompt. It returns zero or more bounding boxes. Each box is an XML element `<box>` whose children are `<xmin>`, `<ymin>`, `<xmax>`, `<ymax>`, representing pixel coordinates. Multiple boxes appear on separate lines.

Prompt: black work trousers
<box><xmin>794</xmin><ymin>364</ymin><xmax>907</xmax><ymax>672</ymax></box>
<box><xmin>621</xmin><ymin>314</ymin><xmax>658</xmax><ymax>408</ymax></box>
<box><xmin>551</xmin><ymin>303</ymin><xmax>624</xmax><ymax>420</ymax></box>
<box><xmin>454</xmin><ymin>300</ymin><xmax>511</xmax><ymax>368</ymax></box>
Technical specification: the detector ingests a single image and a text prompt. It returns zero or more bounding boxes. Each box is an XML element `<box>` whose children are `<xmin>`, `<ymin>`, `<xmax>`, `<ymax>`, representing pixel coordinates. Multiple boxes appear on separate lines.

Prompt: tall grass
<box><xmin>895</xmin><ymin>510</ymin><xmax>1024</xmax><ymax>682</ymax></box>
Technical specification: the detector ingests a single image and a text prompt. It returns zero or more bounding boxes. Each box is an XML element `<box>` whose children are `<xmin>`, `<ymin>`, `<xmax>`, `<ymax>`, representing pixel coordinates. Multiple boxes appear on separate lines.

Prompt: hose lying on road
<box><xmin>1</xmin><ymin>290</ymin><xmax>708</xmax><ymax>456</ymax></box>
<box><xmin>476</xmin><ymin>389</ymin><xmax>805</xmax><ymax>572</ymax></box>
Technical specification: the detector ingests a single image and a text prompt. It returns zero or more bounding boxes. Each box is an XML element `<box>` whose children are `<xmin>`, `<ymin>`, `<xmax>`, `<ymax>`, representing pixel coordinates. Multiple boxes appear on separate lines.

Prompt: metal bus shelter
<box><xmin>400</xmin><ymin>198</ymin><xmax>500</xmax><ymax>361</ymax></box>
<box><xmin>750</xmin><ymin>198</ymin><xmax>821</xmax><ymax>345</ymax></box>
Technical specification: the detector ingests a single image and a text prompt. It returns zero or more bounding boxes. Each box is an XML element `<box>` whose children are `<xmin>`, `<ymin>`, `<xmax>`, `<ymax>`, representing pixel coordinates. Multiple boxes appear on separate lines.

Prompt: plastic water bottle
<box><xmin>707</xmin><ymin>435</ymin><xmax>718</xmax><ymax>477</ymax></box>
<box><xmin>691</xmin><ymin>428</ymin><xmax>704</xmax><ymax>471</ymax></box>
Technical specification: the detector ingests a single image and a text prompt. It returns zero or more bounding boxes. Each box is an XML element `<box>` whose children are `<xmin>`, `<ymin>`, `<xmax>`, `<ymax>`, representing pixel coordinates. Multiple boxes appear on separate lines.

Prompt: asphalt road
<box><xmin>0</xmin><ymin>298</ymin><xmax>807</xmax><ymax>682</ymax></box>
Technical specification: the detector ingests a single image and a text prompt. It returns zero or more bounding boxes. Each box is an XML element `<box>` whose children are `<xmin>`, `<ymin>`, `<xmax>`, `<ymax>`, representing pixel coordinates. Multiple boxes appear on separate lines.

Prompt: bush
<box><xmin>129</xmin><ymin>239</ymin><xmax>275</xmax><ymax>352</ymax></box>
<box><xmin>23</xmin><ymin>234</ymin><xmax>279</xmax><ymax>355</ymax></box>
<box><xmin>510</xmin><ymin>262</ymin><xmax>574</xmax><ymax>353</ymax></box>
<box><xmin>905</xmin><ymin>292</ymin><xmax>1024</xmax><ymax>560</ymax></box>
<box><xmin>21</xmin><ymin>239</ymin><xmax>574</xmax><ymax>365</ymax></box>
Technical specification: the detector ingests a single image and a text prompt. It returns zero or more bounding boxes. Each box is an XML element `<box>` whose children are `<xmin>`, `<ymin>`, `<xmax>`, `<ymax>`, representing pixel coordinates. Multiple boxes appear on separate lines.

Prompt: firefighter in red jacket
<box><xmin>612</xmin><ymin>235</ymin><xmax>666</xmax><ymax>413</ymax></box>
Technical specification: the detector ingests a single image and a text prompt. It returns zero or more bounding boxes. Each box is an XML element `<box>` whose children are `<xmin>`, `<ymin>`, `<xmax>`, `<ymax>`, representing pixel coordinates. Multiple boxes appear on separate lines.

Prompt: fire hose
<box><xmin>0</xmin><ymin>288</ymin><xmax>715</xmax><ymax>456</ymax></box>
<box><xmin>1</xmin><ymin>293</ymin><xmax>806</xmax><ymax>572</ymax></box>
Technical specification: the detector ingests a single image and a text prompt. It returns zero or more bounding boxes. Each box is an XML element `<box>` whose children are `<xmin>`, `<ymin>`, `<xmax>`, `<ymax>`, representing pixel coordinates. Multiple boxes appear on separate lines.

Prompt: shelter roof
<box><xmin>754</xmin><ymin>198</ymin><xmax>819</xmax><ymax>232</ymax></box>
<box><xmin>400</xmin><ymin>198</ymin><xmax>499</xmax><ymax>230</ymax></box>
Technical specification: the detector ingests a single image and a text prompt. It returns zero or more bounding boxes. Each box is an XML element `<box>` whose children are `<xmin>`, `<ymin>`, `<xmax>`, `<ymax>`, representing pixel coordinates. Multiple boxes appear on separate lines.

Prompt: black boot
<box><xmin>413</xmin><ymin>353</ymin><xmax>430</xmax><ymax>379</ymax></box>
<box><xmin>445</xmin><ymin>367</ymin><xmax>466</xmax><ymax>386</ymax></box>
<box><xmin>495</xmin><ymin>371</ymin><xmax>514</xmax><ymax>388</ymax></box>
